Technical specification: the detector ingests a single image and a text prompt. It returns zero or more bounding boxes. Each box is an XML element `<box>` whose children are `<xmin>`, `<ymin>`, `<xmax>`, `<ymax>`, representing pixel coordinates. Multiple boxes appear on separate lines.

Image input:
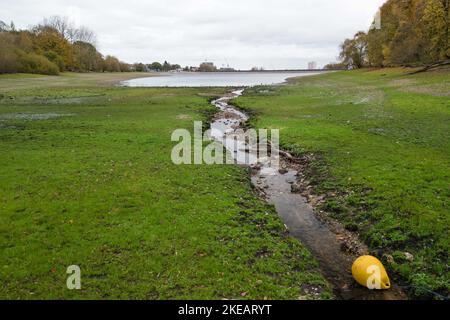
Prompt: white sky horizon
<box><xmin>1</xmin><ymin>0</ymin><xmax>387</xmax><ymax>69</ymax></box>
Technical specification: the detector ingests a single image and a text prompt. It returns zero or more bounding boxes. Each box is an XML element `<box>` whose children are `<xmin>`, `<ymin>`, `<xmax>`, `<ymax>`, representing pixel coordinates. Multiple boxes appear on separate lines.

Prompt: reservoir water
<box><xmin>121</xmin><ymin>71</ymin><xmax>322</xmax><ymax>87</ymax></box>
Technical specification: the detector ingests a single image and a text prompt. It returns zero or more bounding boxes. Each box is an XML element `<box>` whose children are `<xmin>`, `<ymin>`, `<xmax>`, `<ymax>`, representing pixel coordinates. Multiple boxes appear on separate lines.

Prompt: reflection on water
<box><xmin>121</xmin><ymin>71</ymin><xmax>322</xmax><ymax>87</ymax></box>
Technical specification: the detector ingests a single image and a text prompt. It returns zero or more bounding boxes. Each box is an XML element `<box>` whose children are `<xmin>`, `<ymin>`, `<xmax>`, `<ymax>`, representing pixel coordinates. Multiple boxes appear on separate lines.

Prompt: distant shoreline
<box><xmin>162</xmin><ymin>69</ymin><xmax>333</xmax><ymax>73</ymax></box>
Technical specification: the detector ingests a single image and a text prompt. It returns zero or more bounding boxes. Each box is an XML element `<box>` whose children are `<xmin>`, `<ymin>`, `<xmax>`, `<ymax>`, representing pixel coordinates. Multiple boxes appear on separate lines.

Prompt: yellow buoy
<box><xmin>352</xmin><ymin>255</ymin><xmax>390</xmax><ymax>290</ymax></box>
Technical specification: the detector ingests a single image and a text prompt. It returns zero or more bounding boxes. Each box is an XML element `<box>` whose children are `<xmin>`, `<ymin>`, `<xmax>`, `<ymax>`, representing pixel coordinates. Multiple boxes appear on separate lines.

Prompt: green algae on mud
<box><xmin>235</xmin><ymin>68</ymin><xmax>450</xmax><ymax>299</ymax></box>
<box><xmin>0</xmin><ymin>73</ymin><xmax>331</xmax><ymax>299</ymax></box>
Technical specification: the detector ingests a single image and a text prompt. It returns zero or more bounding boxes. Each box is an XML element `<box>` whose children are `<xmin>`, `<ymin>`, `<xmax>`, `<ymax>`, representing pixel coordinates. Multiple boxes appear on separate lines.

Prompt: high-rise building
<box><xmin>308</xmin><ymin>61</ymin><xmax>317</xmax><ymax>70</ymax></box>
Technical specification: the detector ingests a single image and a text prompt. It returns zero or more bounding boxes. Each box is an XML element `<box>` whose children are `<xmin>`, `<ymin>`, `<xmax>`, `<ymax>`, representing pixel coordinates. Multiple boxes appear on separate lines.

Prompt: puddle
<box><xmin>210</xmin><ymin>90</ymin><xmax>407</xmax><ymax>300</ymax></box>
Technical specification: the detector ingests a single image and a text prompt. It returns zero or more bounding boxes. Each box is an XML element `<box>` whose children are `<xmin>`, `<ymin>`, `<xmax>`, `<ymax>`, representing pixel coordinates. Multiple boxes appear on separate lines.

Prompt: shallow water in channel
<box><xmin>211</xmin><ymin>90</ymin><xmax>407</xmax><ymax>300</ymax></box>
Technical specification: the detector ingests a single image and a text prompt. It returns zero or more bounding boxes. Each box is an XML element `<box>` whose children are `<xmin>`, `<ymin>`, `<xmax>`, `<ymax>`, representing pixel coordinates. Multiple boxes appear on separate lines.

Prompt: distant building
<box><xmin>219</xmin><ymin>67</ymin><xmax>235</xmax><ymax>72</ymax></box>
<box><xmin>251</xmin><ymin>66</ymin><xmax>265</xmax><ymax>71</ymax></box>
<box><xmin>198</xmin><ymin>62</ymin><xmax>217</xmax><ymax>72</ymax></box>
<box><xmin>308</xmin><ymin>61</ymin><xmax>317</xmax><ymax>70</ymax></box>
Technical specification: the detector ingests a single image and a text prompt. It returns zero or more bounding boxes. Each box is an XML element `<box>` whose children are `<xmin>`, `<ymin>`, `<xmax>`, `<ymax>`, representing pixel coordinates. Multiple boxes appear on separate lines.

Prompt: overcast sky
<box><xmin>1</xmin><ymin>0</ymin><xmax>387</xmax><ymax>69</ymax></box>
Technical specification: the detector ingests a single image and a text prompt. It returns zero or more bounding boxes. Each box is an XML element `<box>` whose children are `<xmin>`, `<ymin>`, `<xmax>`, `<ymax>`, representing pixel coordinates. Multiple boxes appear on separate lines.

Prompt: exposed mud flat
<box><xmin>210</xmin><ymin>90</ymin><xmax>407</xmax><ymax>300</ymax></box>
<box><xmin>390</xmin><ymin>78</ymin><xmax>450</xmax><ymax>96</ymax></box>
<box><xmin>0</xmin><ymin>93</ymin><xmax>106</xmax><ymax>106</ymax></box>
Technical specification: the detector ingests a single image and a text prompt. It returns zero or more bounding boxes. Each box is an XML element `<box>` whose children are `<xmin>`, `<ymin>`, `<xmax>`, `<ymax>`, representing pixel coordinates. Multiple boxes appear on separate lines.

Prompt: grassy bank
<box><xmin>0</xmin><ymin>72</ymin><xmax>156</xmax><ymax>91</ymax></box>
<box><xmin>0</xmin><ymin>73</ymin><xmax>331</xmax><ymax>299</ymax></box>
<box><xmin>235</xmin><ymin>68</ymin><xmax>449</xmax><ymax>298</ymax></box>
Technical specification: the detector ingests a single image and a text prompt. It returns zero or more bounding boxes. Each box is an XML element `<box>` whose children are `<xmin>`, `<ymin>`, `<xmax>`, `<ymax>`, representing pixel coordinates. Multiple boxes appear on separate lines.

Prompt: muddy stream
<box><xmin>210</xmin><ymin>89</ymin><xmax>407</xmax><ymax>300</ymax></box>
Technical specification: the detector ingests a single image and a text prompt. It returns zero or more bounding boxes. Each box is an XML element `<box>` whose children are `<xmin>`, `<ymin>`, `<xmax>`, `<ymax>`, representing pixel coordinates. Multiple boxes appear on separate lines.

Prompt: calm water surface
<box><xmin>121</xmin><ymin>71</ymin><xmax>322</xmax><ymax>87</ymax></box>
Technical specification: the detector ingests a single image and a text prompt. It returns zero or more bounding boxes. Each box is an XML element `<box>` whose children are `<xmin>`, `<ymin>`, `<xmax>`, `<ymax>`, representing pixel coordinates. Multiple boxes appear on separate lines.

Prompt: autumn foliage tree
<box><xmin>0</xmin><ymin>16</ymin><xmax>131</xmax><ymax>74</ymax></box>
<box><xmin>103</xmin><ymin>55</ymin><xmax>121</xmax><ymax>72</ymax></box>
<box><xmin>33</xmin><ymin>25</ymin><xmax>74</xmax><ymax>69</ymax></box>
<box><xmin>72</xmin><ymin>41</ymin><xmax>104</xmax><ymax>72</ymax></box>
<box><xmin>0</xmin><ymin>32</ymin><xmax>21</xmax><ymax>73</ymax></box>
<box><xmin>339</xmin><ymin>0</ymin><xmax>450</xmax><ymax>68</ymax></box>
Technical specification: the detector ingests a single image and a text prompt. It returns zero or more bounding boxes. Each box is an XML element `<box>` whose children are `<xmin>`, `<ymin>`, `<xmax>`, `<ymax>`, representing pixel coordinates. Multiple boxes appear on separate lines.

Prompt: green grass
<box><xmin>0</xmin><ymin>73</ymin><xmax>331</xmax><ymax>299</ymax></box>
<box><xmin>0</xmin><ymin>72</ymin><xmax>156</xmax><ymax>91</ymax></box>
<box><xmin>235</xmin><ymin>68</ymin><xmax>450</xmax><ymax>299</ymax></box>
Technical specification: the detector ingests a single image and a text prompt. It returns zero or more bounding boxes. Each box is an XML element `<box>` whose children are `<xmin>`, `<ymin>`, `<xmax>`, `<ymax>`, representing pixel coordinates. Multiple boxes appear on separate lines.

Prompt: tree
<box><xmin>446</xmin><ymin>0</ymin><xmax>450</xmax><ymax>58</ymax></box>
<box><xmin>162</xmin><ymin>61</ymin><xmax>172</xmax><ymax>71</ymax></box>
<box><xmin>367</xmin><ymin>26</ymin><xmax>385</xmax><ymax>67</ymax></box>
<box><xmin>119</xmin><ymin>62</ymin><xmax>131</xmax><ymax>72</ymax></box>
<box><xmin>148</xmin><ymin>62</ymin><xmax>163</xmax><ymax>71</ymax></box>
<box><xmin>33</xmin><ymin>26</ymin><xmax>74</xmax><ymax>71</ymax></box>
<box><xmin>339</xmin><ymin>0</ymin><xmax>450</xmax><ymax>67</ymax></box>
<box><xmin>0</xmin><ymin>17</ymin><xmax>155</xmax><ymax>75</ymax></box>
<box><xmin>133</xmin><ymin>63</ymin><xmax>147</xmax><ymax>72</ymax></box>
<box><xmin>198</xmin><ymin>62</ymin><xmax>217</xmax><ymax>72</ymax></box>
<box><xmin>339</xmin><ymin>32</ymin><xmax>368</xmax><ymax>68</ymax></box>
<box><xmin>38</xmin><ymin>15</ymin><xmax>96</xmax><ymax>44</ymax></box>
<box><xmin>0</xmin><ymin>20</ymin><xmax>15</xmax><ymax>32</ymax></box>
<box><xmin>14</xmin><ymin>31</ymin><xmax>34</xmax><ymax>53</ymax></box>
<box><xmin>0</xmin><ymin>33</ymin><xmax>20</xmax><ymax>73</ymax></box>
<box><xmin>73</xmin><ymin>41</ymin><xmax>102</xmax><ymax>72</ymax></box>
<box><xmin>156</xmin><ymin>61</ymin><xmax>181</xmax><ymax>71</ymax></box>
<box><xmin>40</xmin><ymin>16</ymin><xmax>72</xmax><ymax>40</ymax></box>
<box><xmin>323</xmin><ymin>62</ymin><xmax>346</xmax><ymax>70</ymax></box>
<box><xmin>103</xmin><ymin>55</ymin><xmax>121</xmax><ymax>72</ymax></box>
<box><xmin>422</xmin><ymin>0</ymin><xmax>448</xmax><ymax>61</ymax></box>
<box><xmin>0</xmin><ymin>20</ymin><xmax>10</xmax><ymax>32</ymax></box>
<box><xmin>18</xmin><ymin>52</ymin><xmax>59</xmax><ymax>75</ymax></box>
<box><xmin>72</xmin><ymin>26</ymin><xmax>96</xmax><ymax>44</ymax></box>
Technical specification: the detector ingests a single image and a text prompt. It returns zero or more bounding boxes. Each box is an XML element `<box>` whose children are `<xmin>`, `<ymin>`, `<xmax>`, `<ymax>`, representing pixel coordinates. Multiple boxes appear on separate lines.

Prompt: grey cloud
<box><xmin>2</xmin><ymin>0</ymin><xmax>387</xmax><ymax>69</ymax></box>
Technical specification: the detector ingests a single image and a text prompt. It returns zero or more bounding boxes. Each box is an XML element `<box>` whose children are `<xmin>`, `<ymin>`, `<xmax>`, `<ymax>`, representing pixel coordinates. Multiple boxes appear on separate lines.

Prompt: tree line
<box><xmin>0</xmin><ymin>16</ymin><xmax>127</xmax><ymax>74</ymax></box>
<box><xmin>0</xmin><ymin>16</ymin><xmax>184</xmax><ymax>75</ymax></box>
<box><xmin>334</xmin><ymin>0</ymin><xmax>449</xmax><ymax>69</ymax></box>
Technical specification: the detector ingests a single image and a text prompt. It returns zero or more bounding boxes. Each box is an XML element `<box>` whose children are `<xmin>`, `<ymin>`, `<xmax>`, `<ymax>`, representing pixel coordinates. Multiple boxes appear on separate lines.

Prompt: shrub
<box><xmin>18</xmin><ymin>52</ymin><xmax>59</xmax><ymax>75</ymax></box>
<box><xmin>43</xmin><ymin>51</ymin><xmax>65</xmax><ymax>71</ymax></box>
<box><xmin>0</xmin><ymin>47</ymin><xmax>20</xmax><ymax>73</ymax></box>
